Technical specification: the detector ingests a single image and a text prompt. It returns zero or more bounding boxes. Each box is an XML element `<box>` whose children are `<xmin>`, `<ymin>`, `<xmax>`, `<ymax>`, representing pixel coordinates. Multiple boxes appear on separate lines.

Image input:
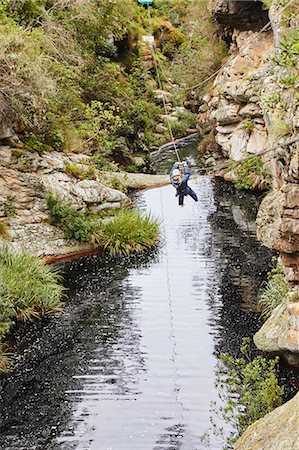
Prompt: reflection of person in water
<box><xmin>170</xmin><ymin>162</ymin><xmax>198</xmax><ymax>207</ymax></box>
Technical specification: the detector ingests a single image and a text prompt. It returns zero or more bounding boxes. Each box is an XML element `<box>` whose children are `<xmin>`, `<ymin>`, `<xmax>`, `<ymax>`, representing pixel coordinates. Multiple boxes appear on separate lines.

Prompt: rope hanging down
<box><xmin>146</xmin><ymin>4</ymin><xmax>181</xmax><ymax>163</ymax></box>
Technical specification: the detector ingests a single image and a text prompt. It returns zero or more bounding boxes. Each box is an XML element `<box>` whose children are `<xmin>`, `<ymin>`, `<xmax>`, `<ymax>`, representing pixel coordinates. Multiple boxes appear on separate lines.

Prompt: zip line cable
<box><xmin>148</xmin><ymin>3</ymin><xmax>184</xmax><ymax>420</ymax></box>
<box><xmin>194</xmin><ymin>136</ymin><xmax>299</xmax><ymax>174</ymax></box>
<box><xmin>146</xmin><ymin>4</ymin><xmax>182</xmax><ymax>163</ymax></box>
<box><xmin>155</xmin><ymin>0</ymin><xmax>297</xmax><ymax>92</ymax></box>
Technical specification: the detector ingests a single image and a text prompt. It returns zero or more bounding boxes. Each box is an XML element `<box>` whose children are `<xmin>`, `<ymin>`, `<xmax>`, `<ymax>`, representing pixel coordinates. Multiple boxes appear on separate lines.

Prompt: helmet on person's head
<box><xmin>172</xmin><ymin>169</ymin><xmax>181</xmax><ymax>177</ymax></box>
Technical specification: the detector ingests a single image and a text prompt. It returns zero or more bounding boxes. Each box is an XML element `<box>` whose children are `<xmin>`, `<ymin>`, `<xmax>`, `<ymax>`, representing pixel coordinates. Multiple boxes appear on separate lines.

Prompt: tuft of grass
<box><xmin>258</xmin><ymin>258</ymin><xmax>290</xmax><ymax>319</ymax></box>
<box><xmin>0</xmin><ymin>245</ymin><xmax>64</xmax><ymax>372</ymax></box>
<box><xmin>0</xmin><ymin>344</ymin><xmax>13</xmax><ymax>373</ymax></box>
<box><xmin>241</xmin><ymin>118</ymin><xmax>255</xmax><ymax>133</ymax></box>
<box><xmin>65</xmin><ymin>162</ymin><xmax>96</xmax><ymax>180</ymax></box>
<box><xmin>99</xmin><ymin>209</ymin><xmax>160</xmax><ymax>256</ymax></box>
<box><xmin>269</xmin><ymin>111</ymin><xmax>292</xmax><ymax>144</ymax></box>
<box><xmin>0</xmin><ymin>221</ymin><xmax>9</xmax><ymax>239</ymax></box>
<box><xmin>0</xmin><ymin>245</ymin><xmax>64</xmax><ymax>323</ymax></box>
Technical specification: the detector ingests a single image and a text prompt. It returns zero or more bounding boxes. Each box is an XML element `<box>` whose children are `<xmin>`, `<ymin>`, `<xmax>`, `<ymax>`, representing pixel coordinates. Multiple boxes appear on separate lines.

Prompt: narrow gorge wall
<box><xmin>198</xmin><ymin>0</ymin><xmax>299</xmax><ymax>361</ymax></box>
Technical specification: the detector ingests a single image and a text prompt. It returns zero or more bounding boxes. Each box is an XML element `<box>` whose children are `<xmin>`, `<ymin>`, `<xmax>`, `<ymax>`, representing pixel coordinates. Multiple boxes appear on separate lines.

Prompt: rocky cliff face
<box><xmin>198</xmin><ymin>0</ymin><xmax>299</xmax><ymax>364</ymax></box>
<box><xmin>198</xmin><ymin>0</ymin><xmax>298</xmax><ymax>265</ymax></box>
<box><xmin>0</xmin><ymin>147</ymin><xmax>128</xmax><ymax>258</ymax></box>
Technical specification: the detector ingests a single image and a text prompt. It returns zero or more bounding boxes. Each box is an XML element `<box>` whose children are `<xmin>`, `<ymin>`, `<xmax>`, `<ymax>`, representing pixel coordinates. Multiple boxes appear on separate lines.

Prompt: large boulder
<box><xmin>254</xmin><ymin>293</ymin><xmax>299</xmax><ymax>365</ymax></box>
<box><xmin>235</xmin><ymin>392</ymin><xmax>299</xmax><ymax>450</ymax></box>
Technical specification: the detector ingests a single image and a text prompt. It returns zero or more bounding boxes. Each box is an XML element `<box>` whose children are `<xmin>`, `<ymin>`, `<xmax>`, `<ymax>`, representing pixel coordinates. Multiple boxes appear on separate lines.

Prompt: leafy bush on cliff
<box><xmin>47</xmin><ymin>194</ymin><xmax>102</xmax><ymax>243</ymax></box>
<box><xmin>0</xmin><ymin>245</ymin><xmax>64</xmax><ymax>371</ymax></box>
<box><xmin>202</xmin><ymin>338</ymin><xmax>284</xmax><ymax>448</ymax></box>
<box><xmin>273</xmin><ymin>28</ymin><xmax>299</xmax><ymax>68</ymax></box>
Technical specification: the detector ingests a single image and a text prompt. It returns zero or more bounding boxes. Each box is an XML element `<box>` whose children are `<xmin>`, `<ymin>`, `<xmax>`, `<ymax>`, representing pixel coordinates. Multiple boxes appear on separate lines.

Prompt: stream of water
<box><xmin>0</xmin><ymin>141</ymin><xmax>297</xmax><ymax>450</ymax></box>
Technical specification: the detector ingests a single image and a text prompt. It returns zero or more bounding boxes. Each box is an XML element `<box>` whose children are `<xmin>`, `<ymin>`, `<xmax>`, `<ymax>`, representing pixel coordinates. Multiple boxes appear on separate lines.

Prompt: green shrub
<box><xmin>205</xmin><ymin>338</ymin><xmax>284</xmax><ymax>447</ymax></box>
<box><xmin>99</xmin><ymin>174</ymin><xmax>128</xmax><ymax>193</ymax></box>
<box><xmin>261</xmin><ymin>91</ymin><xmax>280</xmax><ymax>110</ymax></box>
<box><xmin>46</xmin><ymin>194</ymin><xmax>101</xmax><ymax>243</ymax></box>
<box><xmin>235</xmin><ymin>156</ymin><xmax>271</xmax><ymax>190</ymax></box>
<box><xmin>99</xmin><ymin>209</ymin><xmax>160</xmax><ymax>256</ymax></box>
<box><xmin>258</xmin><ymin>258</ymin><xmax>290</xmax><ymax>319</ymax></box>
<box><xmin>65</xmin><ymin>162</ymin><xmax>96</xmax><ymax>180</ymax></box>
<box><xmin>47</xmin><ymin>194</ymin><xmax>159</xmax><ymax>255</ymax></box>
<box><xmin>279</xmin><ymin>72</ymin><xmax>298</xmax><ymax>88</ymax></box>
<box><xmin>169</xmin><ymin>109</ymin><xmax>197</xmax><ymax>138</ymax></box>
<box><xmin>272</xmin><ymin>28</ymin><xmax>299</xmax><ymax>67</ymax></box>
<box><xmin>0</xmin><ymin>245</ymin><xmax>64</xmax><ymax>322</ymax></box>
<box><xmin>241</xmin><ymin>119</ymin><xmax>255</xmax><ymax>132</ymax></box>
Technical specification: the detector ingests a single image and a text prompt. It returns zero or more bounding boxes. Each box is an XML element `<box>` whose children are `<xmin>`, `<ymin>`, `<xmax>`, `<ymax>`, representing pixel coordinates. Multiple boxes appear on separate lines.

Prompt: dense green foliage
<box><xmin>273</xmin><ymin>28</ymin><xmax>299</xmax><ymax>68</ymax></box>
<box><xmin>0</xmin><ymin>1</ymin><xmax>161</xmax><ymax>162</ymax></box>
<box><xmin>203</xmin><ymin>338</ymin><xmax>284</xmax><ymax>448</ymax></box>
<box><xmin>0</xmin><ymin>245</ymin><xmax>64</xmax><ymax>371</ymax></box>
<box><xmin>258</xmin><ymin>258</ymin><xmax>290</xmax><ymax>319</ymax></box>
<box><xmin>47</xmin><ymin>194</ymin><xmax>159</xmax><ymax>255</ymax></box>
<box><xmin>0</xmin><ymin>0</ymin><xmax>226</xmax><ymax>167</ymax></box>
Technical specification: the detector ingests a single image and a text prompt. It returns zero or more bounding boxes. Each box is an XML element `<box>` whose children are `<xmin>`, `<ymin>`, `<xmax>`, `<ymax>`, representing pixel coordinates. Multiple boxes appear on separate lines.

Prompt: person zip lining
<box><xmin>170</xmin><ymin>162</ymin><xmax>198</xmax><ymax>207</ymax></box>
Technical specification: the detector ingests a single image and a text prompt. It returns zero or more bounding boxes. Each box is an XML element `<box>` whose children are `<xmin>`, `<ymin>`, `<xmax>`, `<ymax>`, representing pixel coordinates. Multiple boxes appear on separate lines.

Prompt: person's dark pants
<box><xmin>178</xmin><ymin>187</ymin><xmax>198</xmax><ymax>205</ymax></box>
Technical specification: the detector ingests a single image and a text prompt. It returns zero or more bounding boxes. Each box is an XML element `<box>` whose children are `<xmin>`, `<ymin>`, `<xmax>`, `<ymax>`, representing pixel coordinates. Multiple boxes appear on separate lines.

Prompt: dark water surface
<box><xmin>0</xmin><ymin>143</ymin><xmax>297</xmax><ymax>449</ymax></box>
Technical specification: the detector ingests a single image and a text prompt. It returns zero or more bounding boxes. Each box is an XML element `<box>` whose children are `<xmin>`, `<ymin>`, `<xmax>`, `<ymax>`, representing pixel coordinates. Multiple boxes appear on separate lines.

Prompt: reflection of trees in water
<box><xmin>205</xmin><ymin>179</ymin><xmax>298</xmax><ymax>400</ymax></box>
<box><xmin>154</xmin><ymin>423</ymin><xmax>186</xmax><ymax>450</ymax></box>
<box><xmin>205</xmin><ymin>180</ymin><xmax>273</xmax><ymax>358</ymax></box>
<box><xmin>0</xmin><ymin>251</ymin><xmax>157</xmax><ymax>449</ymax></box>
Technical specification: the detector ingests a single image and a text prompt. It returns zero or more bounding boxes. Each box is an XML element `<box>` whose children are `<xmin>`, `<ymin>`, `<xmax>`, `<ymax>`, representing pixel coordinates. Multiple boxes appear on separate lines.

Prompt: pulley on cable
<box><xmin>138</xmin><ymin>0</ymin><xmax>154</xmax><ymax>5</ymax></box>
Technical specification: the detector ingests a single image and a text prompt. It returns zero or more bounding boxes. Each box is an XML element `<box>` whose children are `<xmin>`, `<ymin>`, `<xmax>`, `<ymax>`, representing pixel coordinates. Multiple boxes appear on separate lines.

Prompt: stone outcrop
<box><xmin>197</xmin><ymin>29</ymin><xmax>274</xmax><ymax>167</ymax></box>
<box><xmin>254</xmin><ymin>292</ymin><xmax>299</xmax><ymax>366</ymax></box>
<box><xmin>235</xmin><ymin>392</ymin><xmax>299</xmax><ymax>450</ymax></box>
<box><xmin>0</xmin><ymin>147</ymin><xmax>166</xmax><ymax>258</ymax></box>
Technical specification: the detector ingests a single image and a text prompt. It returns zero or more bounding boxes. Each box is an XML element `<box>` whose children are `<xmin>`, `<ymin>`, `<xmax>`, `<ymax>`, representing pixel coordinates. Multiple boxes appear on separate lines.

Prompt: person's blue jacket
<box><xmin>170</xmin><ymin>162</ymin><xmax>191</xmax><ymax>195</ymax></box>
